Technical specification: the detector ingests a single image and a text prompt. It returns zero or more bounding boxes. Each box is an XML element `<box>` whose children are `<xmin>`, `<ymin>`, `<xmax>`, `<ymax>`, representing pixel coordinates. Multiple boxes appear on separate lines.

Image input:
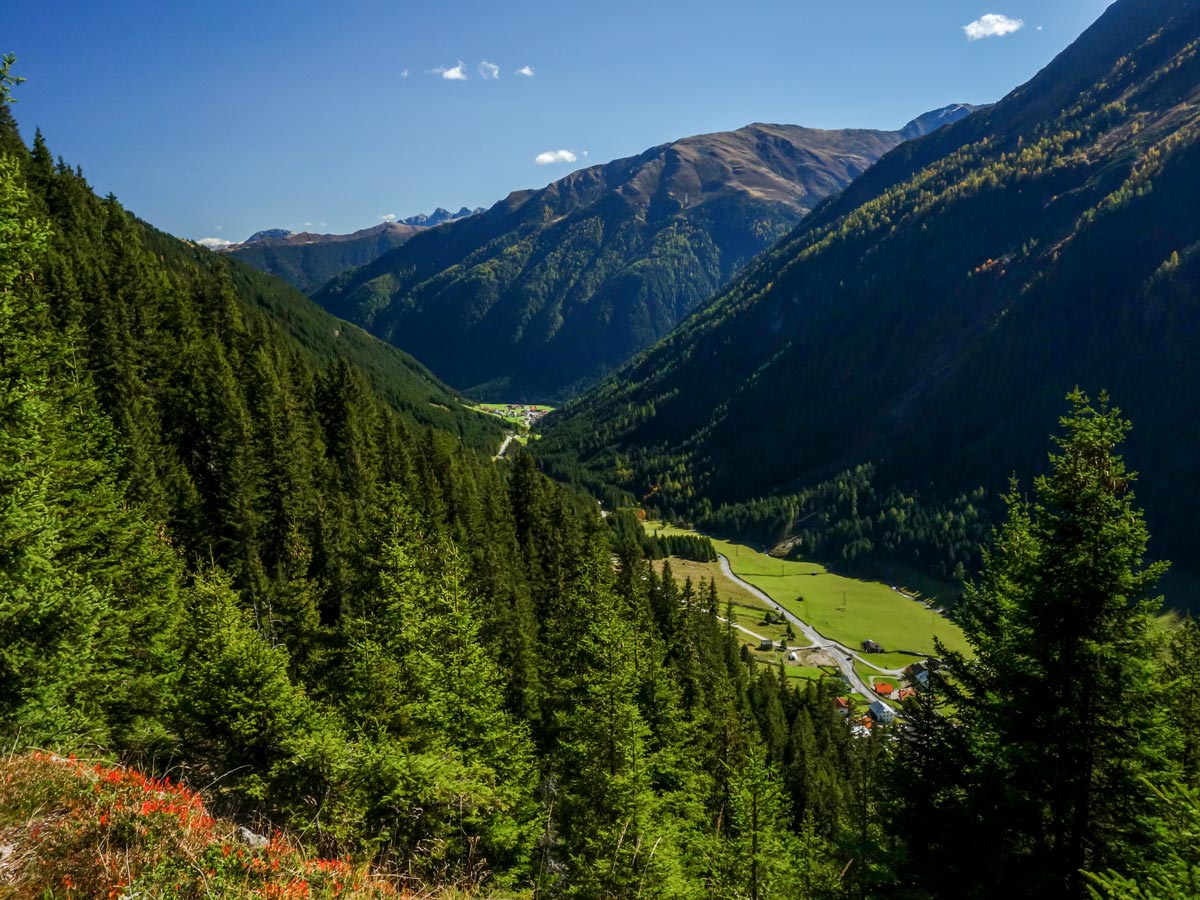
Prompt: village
<box><xmin>644</xmin><ymin>527</ymin><xmax>962</xmax><ymax>740</ymax></box>
<box><xmin>473</xmin><ymin>402</ymin><xmax>553</xmax><ymax>431</ymax></box>
<box><xmin>752</xmin><ymin>626</ymin><xmax>944</xmax><ymax>735</ymax></box>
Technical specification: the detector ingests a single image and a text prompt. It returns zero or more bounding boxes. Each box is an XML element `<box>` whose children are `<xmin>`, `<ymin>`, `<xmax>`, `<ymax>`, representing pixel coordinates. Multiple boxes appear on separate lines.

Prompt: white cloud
<box><xmin>380</xmin><ymin>213</ymin><xmax>397</xmax><ymax>222</ymax></box>
<box><xmin>582</xmin><ymin>150</ymin><xmax>589</xmax><ymax>159</ymax></box>
<box><xmin>964</xmin><ymin>13</ymin><xmax>1025</xmax><ymax>40</ymax></box>
<box><xmin>216</xmin><ymin>224</ymin><xmax>223</xmax><ymax>232</ymax></box>
<box><xmin>516</xmin><ymin>65</ymin><xmax>534</xmax><ymax>77</ymax></box>
<box><xmin>197</xmin><ymin>237</ymin><xmax>232</xmax><ymax>249</ymax></box>
<box><xmin>535</xmin><ymin>149</ymin><xmax>578</xmax><ymax>165</ymax></box>
<box><xmin>400</xmin><ymin>67</ymin><xmax>409</xmax><ymax>79</ymax></box>
<box><xmin>432</xmin><ymin>61</ymin><xmax>468</xmax><ymax>80</ymax></box>
<box><xmin>478</xmin><ymin>60</ymin><xmax>500</xmax><ymax>80</ymax></box>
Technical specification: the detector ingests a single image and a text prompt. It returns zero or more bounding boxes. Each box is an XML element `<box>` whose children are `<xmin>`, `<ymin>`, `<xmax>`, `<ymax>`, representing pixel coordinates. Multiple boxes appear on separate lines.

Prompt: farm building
<box><xmin>759</xmin><ymin>638</ymin><xmax>775</xmax><ymax>651</ymax></box>
<box><xmin>862</xmin><ymin>639</ymin><xmax>885</xmax><ymax>653</ymax></box>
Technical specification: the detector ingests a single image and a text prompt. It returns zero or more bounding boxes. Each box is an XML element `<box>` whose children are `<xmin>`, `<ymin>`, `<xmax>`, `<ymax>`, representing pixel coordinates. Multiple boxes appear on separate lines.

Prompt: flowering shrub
<box><xmin>0</xmin><ymin>752</ymin><xmax>418</xmax><ymax>899</ymax></box>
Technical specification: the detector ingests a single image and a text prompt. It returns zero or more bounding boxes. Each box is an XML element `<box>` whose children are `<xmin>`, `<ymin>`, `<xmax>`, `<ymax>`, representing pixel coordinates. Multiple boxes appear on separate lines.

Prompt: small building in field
<box><xmin>874</xmin><ymin>682</ymin><xmax>897</xmax><ymax>698</ymax></box>
<box><xmin>759</xmin><ymin>638</ymin><xmax>776</xmax><ymax>652</ymax></box>
<box><xmin>868</xmin><ymin>700</ymin><xmax>896</xmax><ymax>724</ymax></box>
<box><xmin>862</xmin><ymin>639</ymin><xmax>885</xmax><ymax>654</ymax></box>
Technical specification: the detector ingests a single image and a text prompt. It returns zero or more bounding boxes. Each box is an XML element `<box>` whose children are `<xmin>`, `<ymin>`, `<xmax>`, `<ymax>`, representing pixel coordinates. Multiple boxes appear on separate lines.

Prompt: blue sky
<box><xmin>6</xmin><ymin>1</ymin><xmax>1113</xmax><ymax>244</ymax></box>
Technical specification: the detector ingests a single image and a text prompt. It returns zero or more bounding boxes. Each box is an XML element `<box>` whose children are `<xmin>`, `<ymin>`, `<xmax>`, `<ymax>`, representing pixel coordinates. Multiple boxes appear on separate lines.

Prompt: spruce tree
<box><xmin>942</xmin><ymin>391</ymin><xmax>1169</xmax><ymax>899</ymax></box>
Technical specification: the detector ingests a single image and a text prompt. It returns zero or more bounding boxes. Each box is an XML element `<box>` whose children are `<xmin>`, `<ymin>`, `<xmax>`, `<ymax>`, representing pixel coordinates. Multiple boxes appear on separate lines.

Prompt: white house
<box><xmin>868</xmin><ymin>700</ymin><xmax>896</xmax><ymax>724</ymax></box>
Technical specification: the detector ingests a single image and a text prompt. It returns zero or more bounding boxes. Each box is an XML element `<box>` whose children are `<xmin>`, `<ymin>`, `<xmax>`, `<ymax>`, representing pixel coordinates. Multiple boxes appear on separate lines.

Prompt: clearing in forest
<box><xmin>646</xmin><ymin>522</ymin><xmax>971</xmax><ymax>665</ymax></box>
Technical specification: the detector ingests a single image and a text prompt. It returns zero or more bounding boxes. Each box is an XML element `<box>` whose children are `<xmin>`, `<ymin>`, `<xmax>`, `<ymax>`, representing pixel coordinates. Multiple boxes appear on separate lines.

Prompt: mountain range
<box><xmin>540</xmin><ymin>0</ymin><xmax>1200</xmax><ymax>575</ymax></box>
<box><xmin>310</xmin><ymin>107</ymin><xmax>975</xmax><ymax>400</ymax></box>
<box><xmin>222</xmin><ymin>207</ymin><xmax>485</xmax><ymax>293</ymax></box>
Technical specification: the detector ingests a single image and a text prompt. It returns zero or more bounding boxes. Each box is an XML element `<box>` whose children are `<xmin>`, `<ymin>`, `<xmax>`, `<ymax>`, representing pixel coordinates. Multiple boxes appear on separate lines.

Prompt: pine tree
<box><xmin>942</xmin><ymin>391</ymin><xmax>1169</xmax><ymax>899</ymax></box>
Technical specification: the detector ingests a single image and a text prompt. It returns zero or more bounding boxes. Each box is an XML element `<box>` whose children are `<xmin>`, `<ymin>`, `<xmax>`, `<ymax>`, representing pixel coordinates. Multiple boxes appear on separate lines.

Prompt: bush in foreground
<box><xmin>0</xmin><ymin>751</ymin><xmax>485</xmax><ymax>899</ymax></box>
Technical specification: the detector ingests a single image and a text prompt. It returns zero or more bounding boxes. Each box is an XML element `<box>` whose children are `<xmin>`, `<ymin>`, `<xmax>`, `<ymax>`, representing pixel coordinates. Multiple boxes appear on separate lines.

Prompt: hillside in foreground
<box><xmin>0</xmin><ymin>752</ymin><xmax>414</xmax><ymax>900</ymax></box>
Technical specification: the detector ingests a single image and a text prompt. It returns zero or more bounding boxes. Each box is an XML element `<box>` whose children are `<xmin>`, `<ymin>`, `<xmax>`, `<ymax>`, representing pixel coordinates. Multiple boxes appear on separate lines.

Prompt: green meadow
<box><xmin>646</xmin><ymin>522</ymin><xmax>971</xmax><ymax>663</ymax></box>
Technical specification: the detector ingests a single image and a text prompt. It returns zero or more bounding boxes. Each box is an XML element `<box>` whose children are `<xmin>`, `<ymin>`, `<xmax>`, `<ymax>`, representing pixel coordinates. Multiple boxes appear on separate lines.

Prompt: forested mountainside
<box><xmin>5</xmin><ymin>36</ymin><xmax>1200</xmax><ymax>900</ymax></box>
<box><xmin>541</xmin><ymin>0</ymin><xmax>1200</xmax><ymax>581</ymax></box>
<box><xmin>223</xmin><ymin>222</ymin><xmax>425</xmax><ymax>293</ymax></box>
<box><xmin>312</xmin><ymin>109</ymin><xmax>973</xmax><ymax>401</ymax></box>
<box><xmin>0</xmin><ymin>85</ymin><xmax>871</xmax><ymax>899</ymax></box>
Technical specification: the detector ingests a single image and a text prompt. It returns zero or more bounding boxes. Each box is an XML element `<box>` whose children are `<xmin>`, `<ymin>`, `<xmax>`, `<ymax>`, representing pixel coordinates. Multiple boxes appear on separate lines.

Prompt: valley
<box><xmin>4</xmin><ymin>2</ymin><xmax>1200</xmax><ymax>898</ymax></box>
<box><xmin>646</xmin><ymin>521</ymin><xmax>966</xmax><ymax>703</ymax></box>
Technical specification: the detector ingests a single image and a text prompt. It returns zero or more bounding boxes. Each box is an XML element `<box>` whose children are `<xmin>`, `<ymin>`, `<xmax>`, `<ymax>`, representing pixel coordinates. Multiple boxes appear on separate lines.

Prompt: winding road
<box><xmin>718</xmin><ymin>555</ymin><xmax>895</xmax><ymax>712</ymax></box>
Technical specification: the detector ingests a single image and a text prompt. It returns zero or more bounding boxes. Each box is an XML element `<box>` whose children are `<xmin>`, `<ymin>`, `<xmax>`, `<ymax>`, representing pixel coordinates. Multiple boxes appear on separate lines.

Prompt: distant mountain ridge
<box><xmin>244</xmin><ymin>227</ymin><xmax>293</xmax><ymax>243</ymax></box>
<box><xmin>540</xmin><ymin>0</ymin><xmax>1200</xmax><ymax>576</ymax></box>
<box><xmin>401</xmin><ymin>206</ymin><xmax>485</xmax><ymax>228</ymax></box>
<box><xmin>224</xmin><ymin>207</ymin><xmax>486</xmax><ymax>293</ymax></box>
<box><xmin>312</xmin><ymin>105</ymin><xmax>975</xmax><ymax>400</ymax></box>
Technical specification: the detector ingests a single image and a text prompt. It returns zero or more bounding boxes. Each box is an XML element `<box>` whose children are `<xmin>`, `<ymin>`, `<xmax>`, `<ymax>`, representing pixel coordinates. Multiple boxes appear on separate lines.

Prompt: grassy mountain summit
<box><xmin>541</xmin><ymin>0</ymin><xmax>1200</xmax><ymax>576</ymax></box>
<box><xmin>311</xmin><ymin>107</ymin><xmax>974</xmax><ymax>401</ymax></box>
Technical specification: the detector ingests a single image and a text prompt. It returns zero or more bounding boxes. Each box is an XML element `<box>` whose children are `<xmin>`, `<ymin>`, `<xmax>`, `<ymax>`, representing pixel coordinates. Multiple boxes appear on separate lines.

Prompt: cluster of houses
<box><xmin>496</xmin><ymin>404</ymin><xmax>550</xmax><ymax>428</ymax></box>
<box><xmin>837</xmin><ymin>658</ymin><xmax>944</xmax><ymax>733</ymax></box>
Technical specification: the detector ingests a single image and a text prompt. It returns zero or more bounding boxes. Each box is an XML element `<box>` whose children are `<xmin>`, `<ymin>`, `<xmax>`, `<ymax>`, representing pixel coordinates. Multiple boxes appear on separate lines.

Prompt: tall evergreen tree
<box><xmin>941</xmin><ymin>391</ymin><xmax>1169</xmax><ymax>899</ymax></box>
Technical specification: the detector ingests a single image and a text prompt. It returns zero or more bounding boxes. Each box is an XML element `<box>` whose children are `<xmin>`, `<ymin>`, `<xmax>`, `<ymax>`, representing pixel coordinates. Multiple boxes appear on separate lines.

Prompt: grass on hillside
<box><xmin>646</xmin><ymin>523</ymin><xmax>971</xmax><ymax>662</ymax></box>
<box><xmin>651</xmin><ymin>557</ymin><xmax>770</xmax><ymax>610</ymax></box>
<box><xmin>0</xmin><ymin>752</ymin><xmax>487</xmax><ymax>900</ymax></box>
<box><xmin>652</xmin><ymin>556</ymin><xmax>831</xmax><ymax>681</ymax></box>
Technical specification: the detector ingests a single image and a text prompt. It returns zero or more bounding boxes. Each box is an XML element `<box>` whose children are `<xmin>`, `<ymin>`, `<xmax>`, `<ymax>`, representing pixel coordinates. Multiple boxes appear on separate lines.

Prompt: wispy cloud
<box><xmin>535</xmin><ymin>149</ymin><xmax>578</xmax><ymax>165</ymax></box>
<box><xmin>964</xmin><ymin>13</ymin><xmax>1025</xmax><ymax>40</ymax></box>
<box><xmin>431</xmin><ymin>61</ymin><xmax>468</xmax><ymax>80</ymax></box>
<box><xmin>478</xmin><ymin>60</ymin><xmax>500</xmax><ymax>80</ymax></box>
<box><xmin>197</xmin><ymin>237</ymin><xmax>232</xmax><ymax>249</ymax></box>
<box><xmin>516</xmin><ymin>65</ymin><xmax>535</xmax><ymax>77</ymax></box>
<box><xmin>400</xmin><ymin>67</ymin><xmax>409</xmax><ymax>79</ymax></box>
<box><xmin>380</xmin><ymin>213</ymin><xmax>397</xmax><ymax>222</ymax></box>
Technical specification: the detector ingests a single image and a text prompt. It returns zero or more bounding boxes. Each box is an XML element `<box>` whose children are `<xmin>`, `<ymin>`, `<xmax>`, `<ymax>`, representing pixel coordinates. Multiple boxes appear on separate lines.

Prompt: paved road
<box><xmin>718</xmin><ymin>555</ymin><xmax>894</xmax><ymax>711</ymax></box>
<box><xmin>494</xmin><ymin>433</ymin><xmax>515</xmax><ymax>460</ymax></box>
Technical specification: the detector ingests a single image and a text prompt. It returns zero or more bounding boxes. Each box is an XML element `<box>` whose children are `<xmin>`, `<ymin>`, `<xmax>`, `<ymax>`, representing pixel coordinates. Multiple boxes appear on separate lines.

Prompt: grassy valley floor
<box><xmin>646</xmin><ymin>522</ymin><xmax>971</xmax><ymax>673</ymax></box>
